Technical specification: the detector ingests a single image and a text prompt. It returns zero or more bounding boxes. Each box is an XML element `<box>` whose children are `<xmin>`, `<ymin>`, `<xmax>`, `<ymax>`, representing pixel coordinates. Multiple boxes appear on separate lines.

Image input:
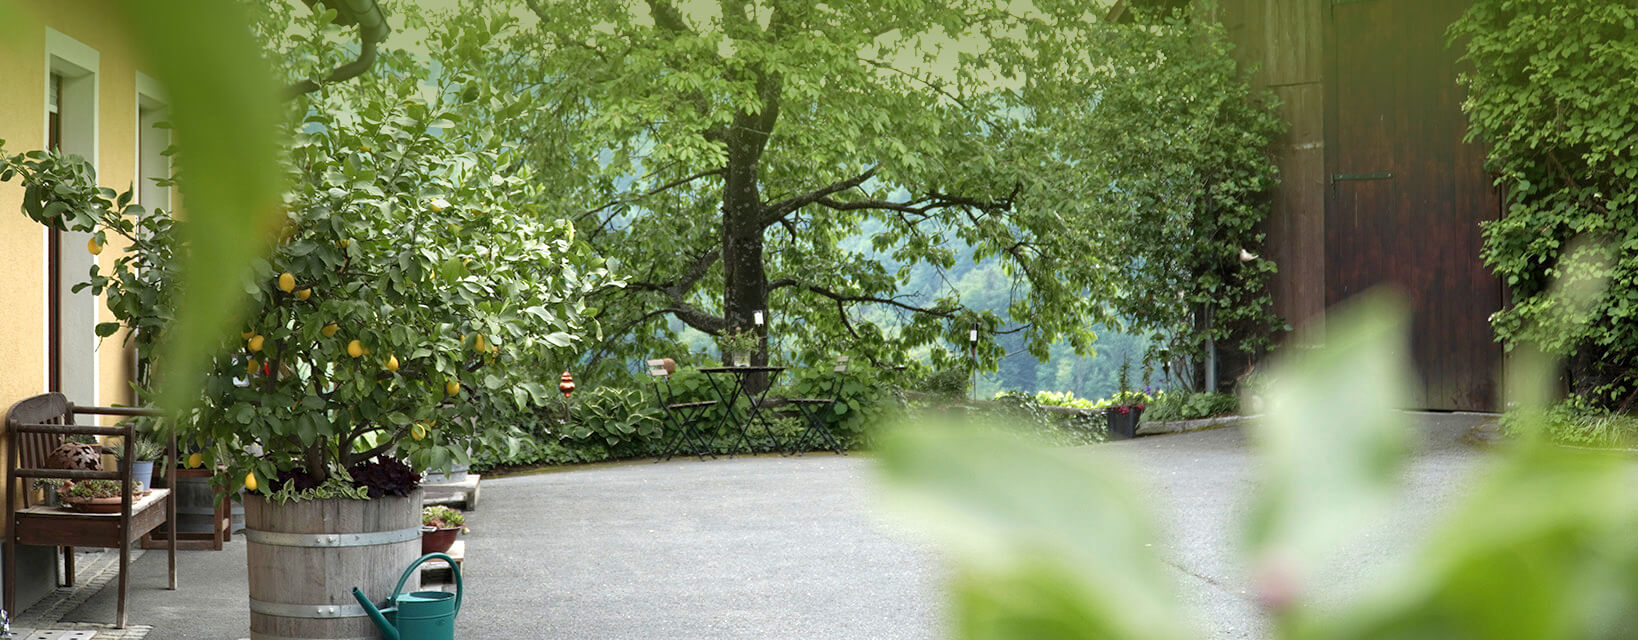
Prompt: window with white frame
<box><xmin>45</xmin><ymin>27</ymin><xmax>100</xmax><ymax>403</ymax></box>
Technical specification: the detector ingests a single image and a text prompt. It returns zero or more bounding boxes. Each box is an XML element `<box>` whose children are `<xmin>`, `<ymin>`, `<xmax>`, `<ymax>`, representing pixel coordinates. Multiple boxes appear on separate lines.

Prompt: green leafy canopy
<box><xmin>416</xmin><ymin>0</ymin><xmax>1283</xmax><ymax>383</ymax></box>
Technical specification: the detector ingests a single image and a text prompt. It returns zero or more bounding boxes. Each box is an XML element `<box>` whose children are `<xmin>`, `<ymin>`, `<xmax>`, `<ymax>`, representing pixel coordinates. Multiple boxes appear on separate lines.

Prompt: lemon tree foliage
<box><xmin>1451</xmin><ymin>0</ymin><xmax>1638</xmax><ymax>411</ymax></box>
<box><xmin>418</xmin><ymin>1</ymin><xmax>1281</xmax><ymax>381</ymax></box>
<box><xmin>3</xmin><ymin>7</ymin><xmax>614</xmax><ymax>488</ymax></box>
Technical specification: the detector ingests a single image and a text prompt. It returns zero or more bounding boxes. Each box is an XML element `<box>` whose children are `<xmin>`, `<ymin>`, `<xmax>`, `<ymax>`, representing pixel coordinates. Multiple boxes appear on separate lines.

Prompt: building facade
<box><xmin>1215</xmin><ymin>0</ymin><xmax>1503</xmax><ymax>410</ymax></box>
<box><xmin>0</xmin><ymin>2</ymin><xmax>169</xmax><ymax>613</ymax></box>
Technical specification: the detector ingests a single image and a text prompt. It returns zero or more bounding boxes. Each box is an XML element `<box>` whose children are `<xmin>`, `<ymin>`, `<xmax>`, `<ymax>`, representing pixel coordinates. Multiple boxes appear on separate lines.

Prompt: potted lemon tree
<box><xmin>3</xmin><ymin>24</ymin><xmax>614</xmax><ymax>637</ymax></box>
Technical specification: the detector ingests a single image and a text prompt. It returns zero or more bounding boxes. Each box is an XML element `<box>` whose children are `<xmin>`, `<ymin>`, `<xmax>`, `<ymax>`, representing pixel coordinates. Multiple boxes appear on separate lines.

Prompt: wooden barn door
<box><xmin>1327</xmin><ymin>0</ymin><xmax>1502</xmax><ymax>410</ymax></box>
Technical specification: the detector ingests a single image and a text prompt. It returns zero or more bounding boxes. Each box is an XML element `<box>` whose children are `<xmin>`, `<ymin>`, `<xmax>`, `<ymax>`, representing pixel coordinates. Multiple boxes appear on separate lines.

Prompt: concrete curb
<box><xmin>1137</xmin><ymin>414</ymin><xmax>1252</xmax><ymax>436</ymax></box>
<box><xmin>1037</xmin><ymin>402</ymin><xmax>1251</xmax><ymax>438</ymax></box>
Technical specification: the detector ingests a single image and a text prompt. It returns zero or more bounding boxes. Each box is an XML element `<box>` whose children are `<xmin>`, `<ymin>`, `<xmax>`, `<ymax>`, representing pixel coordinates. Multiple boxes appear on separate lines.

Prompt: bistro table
<box><xmin>697</xmin><ymin>365</ymin><xmax>787</xmax><ymax>455</ymax></box>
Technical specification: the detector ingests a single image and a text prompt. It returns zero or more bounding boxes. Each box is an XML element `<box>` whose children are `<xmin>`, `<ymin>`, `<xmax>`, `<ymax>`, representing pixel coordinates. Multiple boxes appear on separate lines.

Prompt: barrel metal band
<box><xmin>249</xmin><ymin>598</ymin><xmax>368</xmax><ymax>619</ymax></box>
<box><xmin>243</xmin><ymin>526</ymin><xmax>420</xmax><ymax>548</ymax></box>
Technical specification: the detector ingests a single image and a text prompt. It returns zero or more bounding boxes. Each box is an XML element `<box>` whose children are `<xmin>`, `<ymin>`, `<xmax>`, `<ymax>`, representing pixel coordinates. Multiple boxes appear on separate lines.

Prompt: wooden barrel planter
<box><xmin>244</xmin><ymin>489</ymin><xmax>422</xmax><ymax>640</ymax></box>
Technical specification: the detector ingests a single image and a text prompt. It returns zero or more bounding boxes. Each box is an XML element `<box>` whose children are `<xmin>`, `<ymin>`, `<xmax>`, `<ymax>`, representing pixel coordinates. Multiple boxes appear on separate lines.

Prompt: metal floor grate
<box><xmin>25</xmin><ymin>631</ymin><xmax>98</xmax><ymax>640</ymax></box>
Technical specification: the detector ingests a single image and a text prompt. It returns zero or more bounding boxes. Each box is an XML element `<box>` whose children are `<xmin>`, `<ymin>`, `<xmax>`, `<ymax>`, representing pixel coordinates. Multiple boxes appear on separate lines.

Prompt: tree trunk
<box><xmin>722</xmin><ymin>124</ymin><xmax>771</xmax><ymax>391</ymax></box>
<box><xmin>720</xmin><ymin>68</ymin><xmax>781</xmax><ymax>391</ymax></box>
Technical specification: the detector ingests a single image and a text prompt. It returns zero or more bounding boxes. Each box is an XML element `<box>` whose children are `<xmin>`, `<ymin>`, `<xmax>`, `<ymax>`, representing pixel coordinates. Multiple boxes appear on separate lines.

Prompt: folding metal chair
<box><xmin>787</xmin><ymin>356</ymin><xmax>849</xmax><ymax>455</ymax></box>
<box><xmin>649</xmin><ymin>359</ymin><xmax>718</xmax><ymax>461</ymax></box>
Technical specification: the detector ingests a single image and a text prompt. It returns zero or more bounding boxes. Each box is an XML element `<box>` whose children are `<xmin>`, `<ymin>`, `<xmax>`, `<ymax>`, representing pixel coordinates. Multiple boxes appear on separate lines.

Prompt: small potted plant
<box><xmin>106</xmin><ymin>432</ymin><xmax>165</xmax><ymax>500</ymax></box>
<box><xmin>60</xmin><ymin>479</ymin><xmax>139</xmax><ymax>514</ymax></box>
<box><xmin>717</xmin><ymin>327</ymin><xmax>760</xmax><ymax>367</ymax></box>
<box><xmin>421</xmin><ymin>505</ymin><xmax>469</xmax><ymax>554</ymax></box>
<box><xmin>1104</xmin><ymin>357</ymin><xmax>1149</xmax><ymax>440</ymax></box>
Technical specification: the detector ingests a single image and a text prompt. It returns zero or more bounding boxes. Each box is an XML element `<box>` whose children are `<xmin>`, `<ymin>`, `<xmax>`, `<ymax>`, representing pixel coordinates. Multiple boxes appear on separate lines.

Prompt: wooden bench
<box><xmin>3</xmin><ymin>393</ymin><xmax>177</xmax><ymax>628</ymax></box>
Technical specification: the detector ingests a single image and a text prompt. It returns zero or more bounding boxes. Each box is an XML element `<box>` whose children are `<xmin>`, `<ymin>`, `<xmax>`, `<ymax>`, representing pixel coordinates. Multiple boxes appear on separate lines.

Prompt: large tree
<box><xmin>415</xmin><ymin>0</ymin><xmax>1279</xmax><ymax>382</ymax></box>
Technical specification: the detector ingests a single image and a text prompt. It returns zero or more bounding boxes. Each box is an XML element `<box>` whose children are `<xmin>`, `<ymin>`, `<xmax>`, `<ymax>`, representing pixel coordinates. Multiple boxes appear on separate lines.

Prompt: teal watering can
<box><xmin>353</xmin><ymin>553</ymin><xmax>463</xmax><ymax>640</ymax></box>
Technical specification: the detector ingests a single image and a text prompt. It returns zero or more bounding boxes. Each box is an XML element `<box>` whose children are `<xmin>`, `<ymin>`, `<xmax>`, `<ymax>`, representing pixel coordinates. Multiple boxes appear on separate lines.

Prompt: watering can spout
<box><xmin>353</xmin><ymin>587</ymin><xmax>400</xmax><ymax>640</ymax></box>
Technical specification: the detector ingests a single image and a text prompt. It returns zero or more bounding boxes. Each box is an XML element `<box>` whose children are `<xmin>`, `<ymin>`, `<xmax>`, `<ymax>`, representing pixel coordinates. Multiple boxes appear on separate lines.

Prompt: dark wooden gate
<box><xmin>1326</xmin><ymin>0</ymin><xmax>1502</xmax><ymax>410</ymax></box>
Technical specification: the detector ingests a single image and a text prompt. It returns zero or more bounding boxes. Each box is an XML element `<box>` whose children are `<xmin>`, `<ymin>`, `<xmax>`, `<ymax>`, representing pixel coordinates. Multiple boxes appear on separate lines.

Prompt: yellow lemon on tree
<box><xmin>429</xmin><ymin>198</ymin><xmax>449</xmax><ymax>213</ymax></box>
<box><xmin>245</xmin><ymin>472</ymin><xmax>259</xmax><ymax>492</ymax></box>
<box><xmin>245</xmin><ymin>358</ymin><xmax>260</xmax><ymax>376</ymax></box>
<box><xmin>385</xmin><ymin>354</ymin><xmax>399</xmax><ymax>372</ymax></box>
<box><xmin>241</xmin><ymin>330</ymin><xmax>255</xmax><ymax>340</ymax></box>
<box><xmin>87</xmin><ymin>237</ymin><xmax>103</xmax><ymax>255</ymax></box>
<box><xmin>445</xmin><ymin>379</ymin><xmax>460</xmax><ymax>397</ymax></box>
<box><xmin>186</xmin><ymin>452</ymin><xmax>203</xmax><ymax>469</ymax></box>
<box><xmin>347</xmin><ymin>339</ymin><xmax>364</xmax><ymax>358</ymax></box>
<box><xmin>322</xmin><ymin>323</ymin><xmax>339</xmax><ymax>337</ymax></box>
<box><xmin>473</xmin><ymin>334</ymin><xmax>487</xmax><ymax>352</ymax></box>
<box><xmin>296</xmin><ymin>288</ymin><xmax>312</xmax><ymax>301</ymax></box>
<box><xmin>278</xmin><ymin>272</ymin><xmax>296</xmax><ymax>293</ymax></box>
<box><xmin>248</xmin><ymin>334</ymin><xmax>265</xmax><ymax>352</ymax></box>
<box><xmin>411</xmin><ymin>423</ymin><xmax>426</xmax><ymax>441</ymax></box>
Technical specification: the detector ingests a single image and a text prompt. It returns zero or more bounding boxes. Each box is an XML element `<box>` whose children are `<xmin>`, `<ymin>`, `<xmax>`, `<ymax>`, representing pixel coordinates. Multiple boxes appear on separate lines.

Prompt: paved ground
<box><xmin>1106</xmin><ymin>412</ymin><xmax>1489</xmax><ymax>638</ymax></box>
<box><xmin>43</xmin><ymin>412</ymin><xmax>1491</xmax><ymax>639</ymax></box>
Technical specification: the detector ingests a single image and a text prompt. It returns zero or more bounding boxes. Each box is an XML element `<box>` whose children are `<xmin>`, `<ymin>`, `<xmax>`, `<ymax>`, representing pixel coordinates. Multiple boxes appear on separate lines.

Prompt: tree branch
<box><xmin>761</xmin><ymin>165</ymin><xmax>880</xmax><ymax>226</ymax></box>
<box><xmin>801</xmin><ymin>284</ymin><xmax>959</xmax><ymax>318</ymax></box>
<box><xmin>575</xmin><ymin>168</ymin><xmax>725</xmax><ymax>222</ymax></box>
<box><xmin>676</xmin><ymin>249</ymin><xmax>721</xmax><ymax>292</ymax></box>
<box><xmin>813</xmin><ymin>187</ymin><xmax>1015</xmax><ymax>220</ymax></box>
<box><xmin>645</xmin><ymin>0</ymin><xmax>690</xmax><ymax>33</ymax></box>
<box><xmin>664</xmin><ymin>303</ymin><xmax>728</xmax><ymax>334</ymax></box>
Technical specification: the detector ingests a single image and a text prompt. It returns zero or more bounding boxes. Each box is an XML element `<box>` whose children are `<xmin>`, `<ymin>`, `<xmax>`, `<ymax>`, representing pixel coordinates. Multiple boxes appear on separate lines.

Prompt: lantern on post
<box><xmin>969</xmin><ymin>324</ymin><xmax>979</xmax><ymax>403</ymax></box>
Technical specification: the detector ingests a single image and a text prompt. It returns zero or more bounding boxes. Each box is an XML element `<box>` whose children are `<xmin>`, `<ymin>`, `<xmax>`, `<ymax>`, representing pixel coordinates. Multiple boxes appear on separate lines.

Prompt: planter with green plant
<box><xmin>1103</xmin><ymin>358</ymin><xmax>1149</xmax><ymax>439</ymax></box>
<box><xmin>717</xmin><ymin>328</ymin><xmax>761</xmax><ymax>367</ymax></box>
<box><xmin>421</xmin><ymin>505</ymin><xmax>469</xmax><ymax>555</ymax></box>
<box><xmin>60</xmin><ymin>479</ymin><xmax>137</xmax><ymax>514</ymax></box>
<box><xmin>106</xmin><ymin>429</ymin><xmax>165</xmax><ymax>500</ymax></box>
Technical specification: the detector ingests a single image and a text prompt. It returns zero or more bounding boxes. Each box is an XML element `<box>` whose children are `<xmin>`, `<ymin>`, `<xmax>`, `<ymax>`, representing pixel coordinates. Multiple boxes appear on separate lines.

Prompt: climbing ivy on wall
<box><xmin>1451</xmin><ymin>0</ymin><xmax>1638</xmax><ymax>410</ymax></box>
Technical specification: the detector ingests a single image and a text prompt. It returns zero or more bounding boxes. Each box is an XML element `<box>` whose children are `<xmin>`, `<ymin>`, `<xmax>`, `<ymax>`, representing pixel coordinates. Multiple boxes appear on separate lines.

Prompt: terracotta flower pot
<box><xmin>422</xmin><ymin>526</ymin><xmax>460</xmax><ymax>554</ymax></box>
<box><xmin>63</xmin><ymin>495</ymin><xmax>124</xmax><ymax>513</ymax></box>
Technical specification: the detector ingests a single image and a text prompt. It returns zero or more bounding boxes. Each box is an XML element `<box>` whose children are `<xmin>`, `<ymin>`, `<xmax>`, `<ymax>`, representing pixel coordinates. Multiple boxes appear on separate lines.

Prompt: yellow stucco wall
<box><xmin>0</xmin><ymin>4</ymin><xmax>155</xmax><ymax>410</ymax></box>
<box><xmin>1</xmin><ymin>4</ymin><xmax>162</xmax><ymax>587</ymax></box>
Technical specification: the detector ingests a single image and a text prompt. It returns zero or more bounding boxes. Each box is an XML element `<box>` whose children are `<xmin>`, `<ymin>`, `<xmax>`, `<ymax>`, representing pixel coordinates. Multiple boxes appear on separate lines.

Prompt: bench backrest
<box><xmin>9</xmin><ymin>393</ymin><xmax>72</xmax><ymax>509</ymax></box>
<box><xmin>6</xmin><ymin>392</ymin><xmax>168</xmax><ymax>509</ymax></box>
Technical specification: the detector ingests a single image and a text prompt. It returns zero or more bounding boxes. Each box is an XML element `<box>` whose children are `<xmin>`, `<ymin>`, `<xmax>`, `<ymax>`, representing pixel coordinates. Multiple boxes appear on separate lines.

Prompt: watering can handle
<box><xmin>390</xmin><ymin>552</ymin><xmax>464</xmax><ymax>617</ymax></box>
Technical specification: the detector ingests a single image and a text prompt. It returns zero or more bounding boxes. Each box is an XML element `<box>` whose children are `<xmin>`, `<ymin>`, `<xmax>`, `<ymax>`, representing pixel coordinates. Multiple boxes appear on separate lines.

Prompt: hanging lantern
<box><xmin>559</xmin><ymin>371</ymin><xmax>576</xmax><ymax>398</ymax></box>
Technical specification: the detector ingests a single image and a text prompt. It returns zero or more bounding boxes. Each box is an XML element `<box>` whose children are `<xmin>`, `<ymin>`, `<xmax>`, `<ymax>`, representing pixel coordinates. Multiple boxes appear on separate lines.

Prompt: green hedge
<box><xmin>470</xmin><ymin>363</ymin><xmax>897</xmax><ymax>472</ymax></box>
<box><xmin>1143</xmin><ymin>391</ymin><xmax>1238</xmax><ymax>422</ymax></box>
<box><xmin>1452</xmin><ymin>1</ymin><xmax>1638</xmax><ymax>409</ymax></box>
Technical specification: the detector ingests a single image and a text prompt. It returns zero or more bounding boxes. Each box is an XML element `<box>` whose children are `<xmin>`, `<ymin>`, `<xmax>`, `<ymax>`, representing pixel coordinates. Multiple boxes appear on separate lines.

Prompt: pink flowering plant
<box><xmin>1103</xmin><ymin>390</ymin><xmax>1151</xmax><ymax>415</ymax></box>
